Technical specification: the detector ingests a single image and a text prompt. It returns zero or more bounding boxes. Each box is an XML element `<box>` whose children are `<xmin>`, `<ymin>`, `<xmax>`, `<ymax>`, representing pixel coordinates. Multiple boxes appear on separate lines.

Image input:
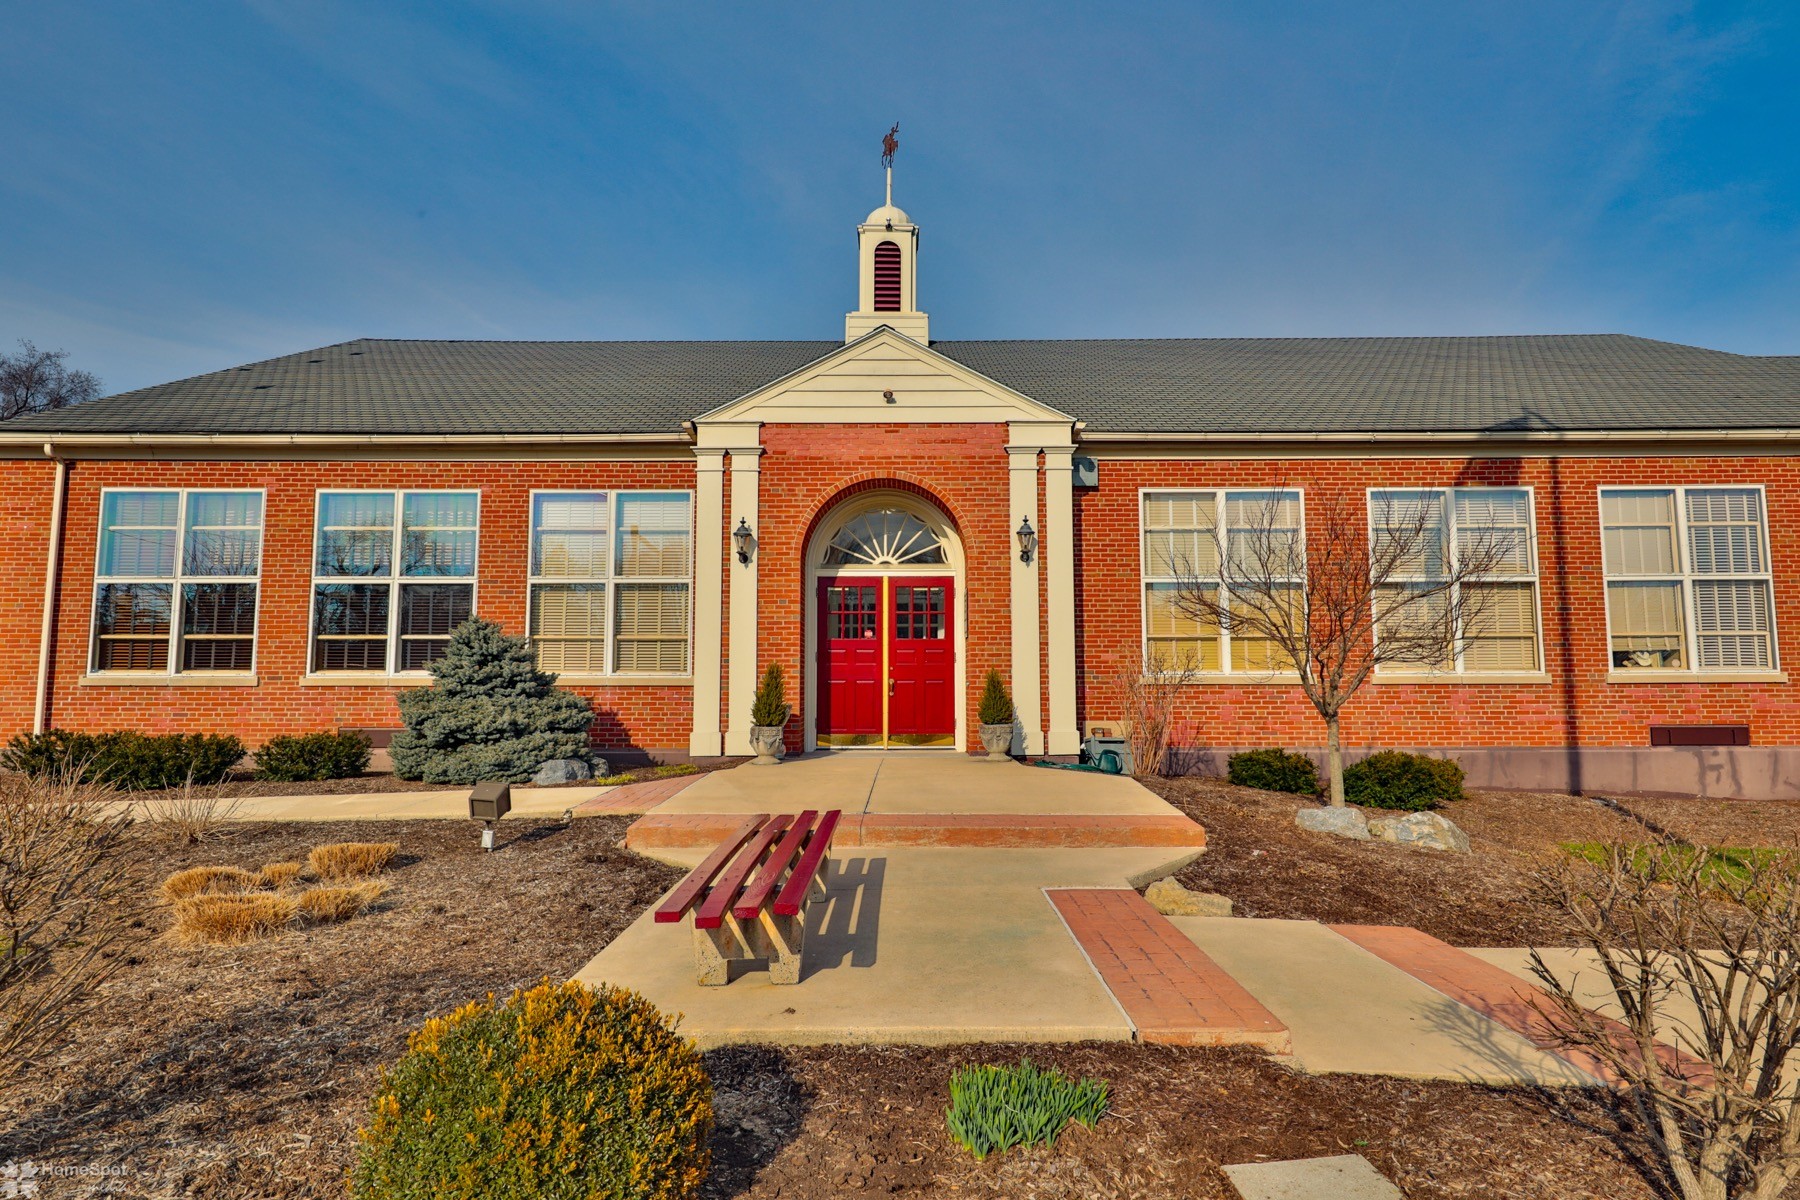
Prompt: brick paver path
<box><xmin>573</xmin><ymin>774</ymin><xmax>702</xmax><ymax>815</ymax></box>
<box><xmin>1331</xmin><ymin>924</ymin><xmax>1710</xmax><ymax>1087</ymax></box>
<box><xmin>1049</xmin><ymin>888</ymin><xmax>1290</xmax><ymax>1050</ymax></box>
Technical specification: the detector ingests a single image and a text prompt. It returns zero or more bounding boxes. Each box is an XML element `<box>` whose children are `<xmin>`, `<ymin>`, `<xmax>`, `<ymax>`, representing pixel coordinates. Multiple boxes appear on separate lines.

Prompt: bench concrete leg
<box><xmin>693</xmin><ymin>921</ymin><xmax>744</xmax><ymax>986</ymax></box>
<box><xmin>691</xmin><ymin>856</ymin><xmax>832</xmax><ymax>986</ymax></box>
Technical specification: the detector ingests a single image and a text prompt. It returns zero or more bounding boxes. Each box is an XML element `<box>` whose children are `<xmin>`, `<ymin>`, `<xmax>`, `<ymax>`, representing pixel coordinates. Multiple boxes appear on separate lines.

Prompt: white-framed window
<box><xmin>310</xmin><ymin>490</ymin><xmax>479</xmax><ymax>673</ymax></box>
<box><xmin>527</xmin><ymin>491</ymin><xmax>693</xmax><ymax>675</ymax></box>
<box><xmin>90</xmin><ymin>488</ymin><xmax>264</xmax><ymax>674</ymax></box>
<box><xmin>1600</xmin><ymin>486</ymin><xmax>1776</xmax><ymax>672</ymax></box>
<box><xmin>1139</xmin><ymin>489</ymin><xmax>1304</xmax><ymax>672</ymax></box>
<box><xmin>1369</xmin><ymin>487</ymin><xmax>1542</xmax><ymax>673</ymax></box>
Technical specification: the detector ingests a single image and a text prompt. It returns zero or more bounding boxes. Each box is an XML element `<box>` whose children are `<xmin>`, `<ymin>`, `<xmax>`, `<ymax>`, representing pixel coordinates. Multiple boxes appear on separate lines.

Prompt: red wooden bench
<box><xmin>653</xmin><ymin>809</ymin><xmax>840</xmax><ymax>985</ymax></box>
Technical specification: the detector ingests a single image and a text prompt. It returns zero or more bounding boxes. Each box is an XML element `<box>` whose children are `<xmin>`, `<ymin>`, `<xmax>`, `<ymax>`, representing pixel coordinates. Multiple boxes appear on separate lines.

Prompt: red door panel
<box><xmin>887</xmin><ymin>578</ymin><xmax>955</xmax><ymax>745</ymax></box>
<box><xmin>817</xmin><ymin>583</ymin><xmax>881</xmax><ymax>744</ymax></box>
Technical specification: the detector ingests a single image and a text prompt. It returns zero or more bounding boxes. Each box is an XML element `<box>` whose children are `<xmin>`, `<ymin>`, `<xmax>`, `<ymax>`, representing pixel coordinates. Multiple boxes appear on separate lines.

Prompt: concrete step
<box><xmin>625</xmin><ymin>810</ymin><xmax>1208</xmax><ymax>851</ymax></box>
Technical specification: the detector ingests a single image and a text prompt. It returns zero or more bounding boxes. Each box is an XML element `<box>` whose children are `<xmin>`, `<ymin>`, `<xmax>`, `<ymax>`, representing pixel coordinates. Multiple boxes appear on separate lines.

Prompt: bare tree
<box><xmin>1531</xmin><ymin>843</ymin><xmax>1800</xmax><ymax>1200</ymax></box>
<box><xmin>0</xmin><ymin>771</ymin><xmax>142</xmax><ymax>1085</ymax></box>
<box><xmin>0</xmin><ymin>340</ymin><xmax>102</xmax><ymax>420</ymax></box>
<box><xmin>1166</xmin><ymin>488</ymin><xmax>1527</xmax><ymax>804</ymax></box>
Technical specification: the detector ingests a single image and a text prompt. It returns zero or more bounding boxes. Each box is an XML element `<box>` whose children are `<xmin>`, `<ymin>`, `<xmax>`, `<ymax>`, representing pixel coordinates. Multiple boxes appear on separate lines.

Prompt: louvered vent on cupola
<box><xmin>873</xmin><ymin>241</ymin><xmax>903</xmax><ymax>311</ymax></box>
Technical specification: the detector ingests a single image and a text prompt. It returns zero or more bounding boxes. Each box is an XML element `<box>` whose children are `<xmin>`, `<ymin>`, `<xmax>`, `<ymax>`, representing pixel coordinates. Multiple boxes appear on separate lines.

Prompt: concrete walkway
<box><xmin>193</xmin><ymin>773</ymin><xmax>694</xmax><ymax>822</ymax></box>
<box><xmin>627</xmin><ymin>752</ymin><xmax>1208</xmax><ymax>850</ymax></box>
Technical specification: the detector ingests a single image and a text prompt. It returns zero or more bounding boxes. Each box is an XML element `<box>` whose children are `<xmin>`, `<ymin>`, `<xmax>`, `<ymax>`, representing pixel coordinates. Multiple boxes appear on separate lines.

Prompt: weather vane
<box><xmin>881</xmin><ymin>123</ymin><xmax>899</xmax><ymax>169</ymax></box>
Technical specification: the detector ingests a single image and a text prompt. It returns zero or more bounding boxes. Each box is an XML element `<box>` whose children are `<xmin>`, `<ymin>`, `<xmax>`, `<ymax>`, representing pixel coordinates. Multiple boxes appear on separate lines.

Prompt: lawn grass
<box><xmin>1561</xmin><ymin>841</ymin><xmax>1783</xmax><ymax>886</ymax></box>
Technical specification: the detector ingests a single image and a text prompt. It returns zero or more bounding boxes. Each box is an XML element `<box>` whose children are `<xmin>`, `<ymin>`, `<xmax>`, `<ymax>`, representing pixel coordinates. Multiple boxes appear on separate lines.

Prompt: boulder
<box><xmin>532</xmin><ymin>758</ymin><xmax>594</xmax><ymax>786</ymax></box>
<box><xmin>1295</xmin><ymin>805</ymin><xmax>1371</xmax><ymax>840</ymax></box>
<box><xmin>1145</xmin><ymin>877</ymin><xmax>1235</xmax><ymax>918</ymax></box>
<box><xmin>1368</xmin><ymin>811</ymin><xmax>1471</xmax><ymax>853</ymax></box>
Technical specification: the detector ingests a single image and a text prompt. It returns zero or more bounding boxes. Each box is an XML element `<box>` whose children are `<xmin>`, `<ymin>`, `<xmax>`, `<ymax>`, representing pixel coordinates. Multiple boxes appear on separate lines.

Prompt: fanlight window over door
<box><xmin>821</xmin><ymin>509</ymin><xmax>946</xmax><ymax>567</ymax></box>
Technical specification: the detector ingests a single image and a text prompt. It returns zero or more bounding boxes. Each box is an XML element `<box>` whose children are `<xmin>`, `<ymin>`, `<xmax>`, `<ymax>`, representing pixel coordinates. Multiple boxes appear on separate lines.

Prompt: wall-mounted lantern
<box><xmin>733</xmin><ymin>518</ymin><xmax>755</xmax><ymax>565</ymax></box>
<box><xmin>1016</xmin><ymin>517</ymin><xmax>1037</xmax><ymax>565</ymax></box>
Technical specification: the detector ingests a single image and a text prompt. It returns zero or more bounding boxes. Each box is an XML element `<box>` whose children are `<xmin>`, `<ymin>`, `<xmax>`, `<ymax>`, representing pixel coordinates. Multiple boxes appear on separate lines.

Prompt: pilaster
<box><xmin>724</xmin><ymin>446</ymin><xmax>764</xmax><ymax>755</ymax></box>
<box><xmin>1007</xmin><ymin>445</ymin><xmax>1044</xmax><ymax>756</ymax></box>
<box><xmin>688</xmin><ymin>447</ymin><xmax>727</xmax><ymax>757</ymax></box>
<box><xmin>1043</xmin><ymin>446</ymin><xmax>1080</xmax><ymax>755</ymax></box>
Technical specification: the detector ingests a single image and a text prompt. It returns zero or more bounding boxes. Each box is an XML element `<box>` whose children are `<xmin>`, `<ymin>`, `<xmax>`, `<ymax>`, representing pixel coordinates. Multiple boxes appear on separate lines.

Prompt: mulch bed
<box><xmin>118</xmin><ymin>760</ymin><xmax>734</xmax><ymax>801</ymax></box>
<box><xmin>0</xmin><ymin>816</ymin><xmax>682</xmax><ymax>1198</ymax></box>
<box><xmin>1146</xmin><ymin>776</ymin><xmax>1800</xmax><ymax>946</ymax></box>
<box><xmin>704</xmin><ymin>1043</ymin><xmax>1661</xmax><ymax>1199</ymax></box>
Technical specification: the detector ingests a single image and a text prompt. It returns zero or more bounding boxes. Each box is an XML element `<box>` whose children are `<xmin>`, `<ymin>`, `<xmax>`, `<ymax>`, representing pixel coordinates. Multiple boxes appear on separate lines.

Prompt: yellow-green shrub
<box><xmin>351</xmin><ymin>979</ymin><xmax>712</xmax><ymax>1200</ymax></box>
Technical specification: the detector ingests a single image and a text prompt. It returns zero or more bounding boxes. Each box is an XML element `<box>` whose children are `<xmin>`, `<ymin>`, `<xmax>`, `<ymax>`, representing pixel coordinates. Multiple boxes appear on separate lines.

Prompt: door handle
<box><xmin>889</xmin><ymin>678</ymin><xmax>896</xmax><ymax>696</ymax></box>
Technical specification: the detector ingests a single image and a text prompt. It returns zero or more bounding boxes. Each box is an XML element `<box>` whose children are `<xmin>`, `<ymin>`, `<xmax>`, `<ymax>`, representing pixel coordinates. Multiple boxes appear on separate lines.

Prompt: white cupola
<box><xmin>846</xmin><ymin>155</ymin><xmax>927</xmax><ymax>343</ymax></box>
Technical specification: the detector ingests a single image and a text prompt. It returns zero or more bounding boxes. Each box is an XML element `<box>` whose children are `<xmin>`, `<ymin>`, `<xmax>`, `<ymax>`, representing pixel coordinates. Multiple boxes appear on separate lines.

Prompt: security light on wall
<box><xmin>1016</xmin><ymin>517</ymin><xmax>1037</xmax><ymax>565</ymax></box>
<box><xmin>733</xmin><ymin>518</ymin><xmax>755</xmax><ymax>565</ymax></box>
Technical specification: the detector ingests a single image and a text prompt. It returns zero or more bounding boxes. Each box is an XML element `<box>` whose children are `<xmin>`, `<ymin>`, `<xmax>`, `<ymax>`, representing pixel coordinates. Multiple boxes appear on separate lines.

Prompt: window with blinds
<box><xmin>1139</xmin><ymin>489</ymin><xmax>1302</xmax><ymax>673</ymax></box>
<box><xmin>91</xmin><ymin>489</ymin><xmax>264</xmax><ymax>674</ymax></box>
<box><xmin>1601</xmin><ymin>486</ymin><xmax>1776</xmax><ymax>672</ymax></box>
<box><xmin>311</xmin><ymin>490</ymin><xmax>478</xmax><ymax>673</ymax></box>
<box><xmin>528</xmin><ymin>491</ymin><xmax>692</xmax><ymax>676</ymax></box>
<box><xmin>1370</xmin><ymin>487</ymin><xmax>1541</xmax><ymax>674</ymax></box>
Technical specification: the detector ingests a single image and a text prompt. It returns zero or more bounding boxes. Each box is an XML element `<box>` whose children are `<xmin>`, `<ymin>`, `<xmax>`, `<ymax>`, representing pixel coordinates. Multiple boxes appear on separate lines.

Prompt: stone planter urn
<box><xmin>978</xmin><ymin>722</ymin><xmax>1014</xmax><ymax>762</ymax></box>
<box><xmin>749</xmin><ymin>725</ymin><xmax>786</xmax><ymax>766</ymax></box>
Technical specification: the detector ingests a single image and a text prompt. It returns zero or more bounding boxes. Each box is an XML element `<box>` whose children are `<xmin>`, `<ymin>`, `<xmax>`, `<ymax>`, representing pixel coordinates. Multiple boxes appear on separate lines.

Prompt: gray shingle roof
<box><xmin>7</xmin><ymin>334</ymin><xmax>1798</xmax><ymax>438</ymax></box>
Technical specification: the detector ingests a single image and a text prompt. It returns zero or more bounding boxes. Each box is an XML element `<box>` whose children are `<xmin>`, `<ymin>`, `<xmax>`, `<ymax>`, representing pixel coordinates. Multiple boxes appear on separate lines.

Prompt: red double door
<box><xmin>817</xmin><ymin>576</ymin><xmax>955</xmax><ymax>747</ymax></box>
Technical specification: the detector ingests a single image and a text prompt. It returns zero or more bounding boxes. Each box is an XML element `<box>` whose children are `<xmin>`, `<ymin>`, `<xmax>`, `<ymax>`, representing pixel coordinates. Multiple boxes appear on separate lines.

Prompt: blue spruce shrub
<box><xmin>389</xmin><ymin>619</ymin><xmax>595</xmax><ymax>784</ymax></box>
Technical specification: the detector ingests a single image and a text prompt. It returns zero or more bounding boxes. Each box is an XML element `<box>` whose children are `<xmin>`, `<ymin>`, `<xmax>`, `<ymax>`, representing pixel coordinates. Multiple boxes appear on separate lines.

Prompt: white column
<box><xmin>1043</xmin><ymin>447</ymin><xmax>1080</xmax><ymax>755</ymax></box>
<box><xmin>1007</xmin><ymin>446</ymin><xmax>1043</xmax><ymax>756</ymax></box>
<box><xmin>724</xmin><ymin>447</ymin><xmax>763</xmax><ymax>755</ymax></box>
<box><xmin>688</xmin><ymin>448</ymin><xmax>727</xmax><ymax>757</ymax></box>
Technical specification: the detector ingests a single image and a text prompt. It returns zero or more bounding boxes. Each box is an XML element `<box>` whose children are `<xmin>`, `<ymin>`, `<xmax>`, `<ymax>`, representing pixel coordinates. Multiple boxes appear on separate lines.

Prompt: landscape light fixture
<box><xmin>1016</xmin><ymin>517</ymin><xmax>1037</xmax><ymax>564</ymax></box>
<box><xmin>733</xmin><ymin>518</ymin><xmax>755</xmax><ymax>565</ymax></box>
<box><xmin>469</xmin><ymin>780</ymin><xmax>511</xmax><ymax>851</ymax></box>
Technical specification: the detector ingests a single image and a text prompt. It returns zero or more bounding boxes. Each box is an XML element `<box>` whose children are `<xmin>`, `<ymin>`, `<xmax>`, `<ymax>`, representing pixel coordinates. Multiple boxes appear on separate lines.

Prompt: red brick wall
<box><xmin>751</xmin><ymin>423</ymin><xmax>1017</xmax><ymax>753</ymax></box>
<box><xmin>1076</xmin><ymin>455</ymin><xmax>1800</xmax><ymax>750</ymax></box>
<box><xmin>0</xmin><ymin>460</ymin><xmax>59</xmax><ymax>735</ymax></box>
<box><xmin>42</xmin><ymin>459</ymin><xmax>696</xmax><ymax>753</ymax></box>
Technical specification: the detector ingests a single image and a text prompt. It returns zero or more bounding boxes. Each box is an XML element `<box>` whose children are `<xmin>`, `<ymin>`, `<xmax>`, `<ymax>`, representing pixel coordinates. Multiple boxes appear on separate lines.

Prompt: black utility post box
<box><xmin>470</xmin><ymin>780</ymin><xmax>512</xmax><ymax>850</ymax></box>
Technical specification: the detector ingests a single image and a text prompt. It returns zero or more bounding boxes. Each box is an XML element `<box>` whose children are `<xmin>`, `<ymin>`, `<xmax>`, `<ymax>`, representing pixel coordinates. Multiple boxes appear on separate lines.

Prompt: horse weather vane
<box><xmin>881</xmin><ymin>122</ymin><xmax>900</xmax><ymax>169</ymax></box>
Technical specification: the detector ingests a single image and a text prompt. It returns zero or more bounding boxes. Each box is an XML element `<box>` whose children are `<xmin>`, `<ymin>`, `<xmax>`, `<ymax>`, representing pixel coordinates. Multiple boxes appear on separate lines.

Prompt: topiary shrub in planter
<box><xmin>388</xmin><ymin>619</ymin><xmax>594</xmax><ymax>785</ymax></box>
<box><xmin>2</xmin><ymin>729</ymin><xmax>244</xmax><ymax>790</ymax></box>
<box><xmin>351</xmin><ymin>979</ymin><xmax>712</xmax><ymax>1200</ymax></box>
<box><xmin>1343</xmin><ymin>750</ymin><xmax>1465</xmax><ymax>811</ymax></box>
<box><xmin>748</xmin><ymin>664</ymin><xmax>790</xmax><ymax>765</ymax></box>
<box><xmin>977</xmin><ymin>670</ymin><xmax>1015</xmax><ymax>761</ymax></box>
<box><xmin>1227</xmin><ymin>749</ymin><xmax>1320</xmax><ymax>796</ymax></box>
<box><xmin>253</xmin><ymin>731</ymin><xmax>372</xmax><ymax>782</ymax></box>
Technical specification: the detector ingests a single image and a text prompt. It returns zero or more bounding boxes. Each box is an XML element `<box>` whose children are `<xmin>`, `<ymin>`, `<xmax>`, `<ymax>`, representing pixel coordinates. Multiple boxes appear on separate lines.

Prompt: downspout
<box><xmin>33</xmin><ymin>445</ymin><xmax>68</xmax><ymax>735</ymax></box>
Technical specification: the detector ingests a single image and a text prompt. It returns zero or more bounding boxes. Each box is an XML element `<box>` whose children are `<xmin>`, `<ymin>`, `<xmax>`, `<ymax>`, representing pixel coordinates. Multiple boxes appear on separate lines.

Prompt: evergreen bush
<box><xmin>253</xmin><ymin>731</ymin><xmax>372</xmax><ymax>782</ymax></box>
<box><xmin>388</xmin><ymin>619</ymin><xmax>594</xmax><ymax>784</ymax></box>
<box><xmin>749</xmin><ymin>663</ymin><xmax>790</xmax><ymax>728</ymax></box>
<box><xmin>351</xmin><ymin>979</ymin><xmax>712</xmax><ymax>1200</ymax></box>
<box><xmin>945</xmin><ymin>1058</ymin><xmax>1107</xmax><ymax>1161</ymax></box>
<box><xmin>1343</xmin><ymin>750</ymin><xmax>1466</xmax><ymax>811</ymax></box>
<box><xmin>1227</xmin><ymin>749</ymin><xmax>1320</xmax><ymax>796</ymax></box>
<box><xmin>977</xmin><ymin>670</ymin><xmax>1014</xmax><ymax>726</ymax></box>
<box><xmin>1</xmin><ymin>729</ymin><xmax>243</xmax><ymax>790</ymax></box>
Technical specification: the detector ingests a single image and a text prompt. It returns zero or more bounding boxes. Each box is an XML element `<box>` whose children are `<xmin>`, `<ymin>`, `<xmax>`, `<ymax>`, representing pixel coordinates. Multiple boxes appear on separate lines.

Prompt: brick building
<box><xmin>3</xmin><ymin>188</ymin><xmax>1797</xmax><ymax>798</ymax></box>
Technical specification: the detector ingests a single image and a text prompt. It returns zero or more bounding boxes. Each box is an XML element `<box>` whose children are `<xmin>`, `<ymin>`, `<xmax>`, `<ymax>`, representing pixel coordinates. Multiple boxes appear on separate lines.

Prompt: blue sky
<box><xmin>3</xmin><ymin>2</ymin><xmax>1797</xmax><ymax>395</ymax></box>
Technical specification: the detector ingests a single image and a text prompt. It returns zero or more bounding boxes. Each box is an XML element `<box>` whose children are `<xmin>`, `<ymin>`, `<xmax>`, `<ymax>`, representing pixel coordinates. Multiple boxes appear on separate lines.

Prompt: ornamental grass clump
<box><xmin>257</xmin><ymin>861</ymin><xmax>304</xmax><ymax>890</ymax></box>
<box><xmin>172</xmin><ymin>893</ymin><xmax>298</xmax><ymax>946</ymax></box>
<box><xmin>945</xmin><ymin>1058</ymin><xmax>1107</xmax><ymax>1161</ymax></box>
<box><xmin>299</xmin><ymin>881</ymin><xmax>388</xmax><ymax>924</ymax></box>
<box><xmin>160</xmin><ymin>864</ymin><xmax>261</xmax><ymax>903</ymax></box>
<box><xmin>351</xmin><ymin>979</ymin><xmax>712</xmax><ymax>1200</ymax></box>
<box><xmin>389</xmin><ymin>618</ymin><xmax>594</xmax><ymax>784</ymax></box>
<box><xmin>308</xmin><ymin>841</ymin><xmax>398</xmax><ymax>881</ymax></box>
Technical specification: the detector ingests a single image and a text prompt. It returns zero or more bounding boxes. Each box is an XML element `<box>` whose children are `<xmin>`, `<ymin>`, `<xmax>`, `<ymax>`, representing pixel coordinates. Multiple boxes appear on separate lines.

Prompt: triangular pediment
<box><xmin>694</xmin><ymin>327</ymin><xmax>1074</xmax><ymax>426</ymax></box>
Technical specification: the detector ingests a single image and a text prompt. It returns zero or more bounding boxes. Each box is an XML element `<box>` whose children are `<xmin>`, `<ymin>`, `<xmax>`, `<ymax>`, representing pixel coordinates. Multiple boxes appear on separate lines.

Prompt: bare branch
<box><xmin>0</xmin><ymin>340</ymin><xmax>102</xmax><ymax>420</ymax></box>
